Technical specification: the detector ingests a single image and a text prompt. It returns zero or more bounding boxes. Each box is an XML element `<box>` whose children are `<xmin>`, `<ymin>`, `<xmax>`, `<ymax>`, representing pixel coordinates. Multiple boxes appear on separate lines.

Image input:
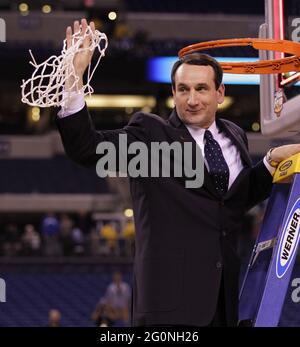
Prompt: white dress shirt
<box><xmin>58</xmin><ymin>91</ymin><xmax>275</xmax><ymax>182</ymax></box>
<box><xmin>58</xmin><ymin>90</ymin><xmax>85</xmax><ymax>118</ymax></box>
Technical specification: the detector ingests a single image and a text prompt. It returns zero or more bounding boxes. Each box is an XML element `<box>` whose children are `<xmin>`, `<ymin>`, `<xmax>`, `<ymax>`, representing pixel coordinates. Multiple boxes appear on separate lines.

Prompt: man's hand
<box><xmin>65</xmin><ymin>18</ymin><xmax>95</xmax><ymax>91</ymax></box>
<box><xmin>271</xmin><ymin>144</ymin><xmax>300</xmax><ymax>163</ymax></box>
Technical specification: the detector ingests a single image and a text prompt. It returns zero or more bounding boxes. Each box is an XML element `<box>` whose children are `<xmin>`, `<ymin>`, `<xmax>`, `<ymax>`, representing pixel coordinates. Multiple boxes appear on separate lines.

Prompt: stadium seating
<box><xmin>0</xmin><ymin>156</ymin><xmax>109</xmax><ymax>194</ymax></box>
<box><xmin>0</xmin><ymin>264</ymin><xmax>131</xmax><ymax>327</ymax></box>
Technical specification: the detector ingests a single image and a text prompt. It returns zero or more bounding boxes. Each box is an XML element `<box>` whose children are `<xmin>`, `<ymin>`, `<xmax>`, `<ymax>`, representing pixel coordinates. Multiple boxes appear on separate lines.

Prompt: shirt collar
<box><xmin>207</xmin><ymin>121</ymin><xmax>219</xmax><ymax>137</ymax></box>
<box><xmin>186</xmin><ymin>120</ymin><xmax>219</xmax><ymax>140</ymax></box>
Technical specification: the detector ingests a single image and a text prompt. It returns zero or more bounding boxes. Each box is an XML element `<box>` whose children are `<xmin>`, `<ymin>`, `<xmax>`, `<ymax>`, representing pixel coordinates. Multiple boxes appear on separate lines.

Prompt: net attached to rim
<box><xmin>21</xmin><ymin>25</ymin><xmax>108</xmax><ymax>108</ymax></box>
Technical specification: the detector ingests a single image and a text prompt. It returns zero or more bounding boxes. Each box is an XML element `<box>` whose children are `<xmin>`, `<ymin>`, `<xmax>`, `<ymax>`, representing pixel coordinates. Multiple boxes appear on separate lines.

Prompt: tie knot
<box><xmin>204</xmin><ymin>130</ymin><xmax>213</xmax><ymax>141</ymax></box>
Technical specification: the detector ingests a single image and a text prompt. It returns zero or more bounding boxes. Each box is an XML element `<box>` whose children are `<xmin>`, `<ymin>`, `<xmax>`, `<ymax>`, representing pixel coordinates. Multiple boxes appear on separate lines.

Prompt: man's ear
<box><xmin>217</xmin><ymin>83</ymin><xmax>225</xmax><ymax>104</ymax></box>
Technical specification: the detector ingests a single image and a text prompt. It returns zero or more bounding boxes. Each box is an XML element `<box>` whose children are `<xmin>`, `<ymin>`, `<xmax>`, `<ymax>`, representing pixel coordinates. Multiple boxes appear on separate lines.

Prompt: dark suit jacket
<box><xmin>56</xmin><ymin>106</ymin><xmax>273</xmax><ymax>326</ymax></box>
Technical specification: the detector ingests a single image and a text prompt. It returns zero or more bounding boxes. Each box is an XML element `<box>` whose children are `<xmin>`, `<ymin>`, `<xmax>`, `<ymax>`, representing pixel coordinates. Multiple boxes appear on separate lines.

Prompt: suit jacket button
<box><xmin>216</xmin><ymin>261</ymin><xmax>222</xmax><ymax>269</ymax></box>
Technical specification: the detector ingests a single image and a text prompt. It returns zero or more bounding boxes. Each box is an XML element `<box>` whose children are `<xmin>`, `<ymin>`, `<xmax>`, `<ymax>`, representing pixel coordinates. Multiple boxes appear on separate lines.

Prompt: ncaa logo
<box><xmin>276</xmin><ymin>198</ymin><xmax>300</xmax><ymax>278</ymax></box>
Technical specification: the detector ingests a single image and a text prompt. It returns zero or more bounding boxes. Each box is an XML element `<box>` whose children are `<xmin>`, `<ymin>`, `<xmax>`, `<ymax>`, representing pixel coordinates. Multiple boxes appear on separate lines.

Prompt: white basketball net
<box><xmin>21</xmin><ymin>25</ymin><xmax>108</xmax><ymax>107</ymax></box>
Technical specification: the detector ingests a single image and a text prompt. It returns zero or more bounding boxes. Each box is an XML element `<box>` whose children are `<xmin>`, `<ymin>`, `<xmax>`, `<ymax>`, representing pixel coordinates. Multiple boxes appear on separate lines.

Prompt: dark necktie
<box><xmin>204</xmin><ymin>130</ymin><xmax>229</xmax><ymax>196</ymax></box>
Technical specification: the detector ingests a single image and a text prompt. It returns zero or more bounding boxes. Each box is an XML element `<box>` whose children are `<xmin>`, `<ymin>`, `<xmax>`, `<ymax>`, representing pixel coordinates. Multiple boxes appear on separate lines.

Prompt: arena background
<box><xmin>0</xmin><ymin>0</ymin><xmax>300</xmax><ymax>327</ymax></box>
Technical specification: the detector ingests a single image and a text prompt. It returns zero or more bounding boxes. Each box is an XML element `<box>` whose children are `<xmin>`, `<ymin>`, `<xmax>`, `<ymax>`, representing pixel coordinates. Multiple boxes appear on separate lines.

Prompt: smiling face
<box><xmin>172</xmin><ymin>63</ymin><xmax>225</xmax><ymax>129</ymax></box>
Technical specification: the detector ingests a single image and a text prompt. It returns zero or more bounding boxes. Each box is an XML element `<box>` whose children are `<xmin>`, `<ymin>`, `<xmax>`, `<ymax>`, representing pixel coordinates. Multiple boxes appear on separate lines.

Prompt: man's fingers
<box><xmin>74</xmin><ymin>20</ymin><xmax>80</xmax><ymax>35</ymax></box>
<box><xmin>81</xmin><ymin>18</ymin><xmax>88</xmax><ymax>34</ymax></box>
<box><xmin>90</xmin><ymin>21</ymin><xmax>95</xmax><ymax>33</ymax></box>
<box><xmin>66</xmin><ymin>26</ymin><xmax>72</xmax><ymax>49</ymax></box>
<box><xmin>68</xmin><ymin>18</ymin><xmax>95</xmax><ymax>50</ymax></box>
<box><xmin>81</xmin><ymin>18</ymin><xmax>92</xmax><ymax>49</ymax></box>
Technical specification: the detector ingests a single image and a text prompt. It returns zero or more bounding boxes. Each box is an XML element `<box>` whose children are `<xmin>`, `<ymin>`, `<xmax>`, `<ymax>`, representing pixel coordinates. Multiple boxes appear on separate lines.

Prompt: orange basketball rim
<box><xmin>178</xmin><ymin>38</ymin><xmax>300</xmax><ymax>74</ymax></box>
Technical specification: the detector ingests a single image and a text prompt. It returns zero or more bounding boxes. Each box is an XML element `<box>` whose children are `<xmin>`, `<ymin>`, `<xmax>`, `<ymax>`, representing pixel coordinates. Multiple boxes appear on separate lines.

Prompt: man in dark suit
<box><xmin>56</xmin><ymin>19</ymin><xmax>300</xmax><ymax>326</ymax></box>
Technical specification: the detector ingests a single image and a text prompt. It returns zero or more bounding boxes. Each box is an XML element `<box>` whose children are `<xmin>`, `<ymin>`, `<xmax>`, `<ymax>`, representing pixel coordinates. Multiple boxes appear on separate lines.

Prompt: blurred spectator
<box><xmin>0</xmin><ymin>213</ymin><xmax>137</xmax><ymax>258</ymax></box>
<box><xmin>2</xmin><ymin>223</ymin><xmax>22</xmax><ymax>256</ymax></box>
<box><xmin>21</xmin><ymin>224</ymin><xmax>41</xmax><ymax>256</ymax></box>
<box><xmin>71</xmin><ymin>210</ymin><xmax>93</xmax><ymax>255</ymax></box>
<box><xmin>104</xmin><ymin>271</ymin><xmax>131</xmax><ymax>326</ymax></box>
<box><xmin>41</xmin><ymin>213</ymin><xmax>59</xmax><ymax>236</ymax></box>
<box><xmin>59</xmin><ymin>214</ymin><xmax>74</xmax><ymax>256</ymax></box>
<box><xmin>75</xmin><ymin>210</ymin><xmax>93</xmax><ymax>236</ymax></box>
<box><xmin>41</xmin><ymin>213</ymin><xmax>61</xmax><ymax>256</ymax></box>
<box><xmin>91</xmin><ymin>297</ymin><xmax>114</xmax><ymax>327</ymax></box>
<box><xmin>48</xmin><ymin>309</ymin><xmax>61</xmax><ymax>327</ymax></box>
<box><xmin>99</xmin><ymin>222</ymin><xmax>119</xmax><ymax>256</ymax></box>
<box><xmin>71</xmin><ymin>226</ymin><xmax>85</xmax><ymax>255</ymax></box>
<box><xmin>89</xmin><ymin>228</ymin><xmax>101</xmax><ymax>256</ymax></box>
<box><xmin>120</xmin><ymin>220</ymin><xmax>135</xmax><ymax>256</ymax></box>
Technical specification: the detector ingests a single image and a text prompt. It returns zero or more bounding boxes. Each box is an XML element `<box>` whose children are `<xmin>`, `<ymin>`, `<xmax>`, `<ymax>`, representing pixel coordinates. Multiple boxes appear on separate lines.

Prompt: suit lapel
<box><xmin>216</xmin><ymin>118</ymin><xmax>253</xmax><ymax>199</ymax></box>
<box><xmin>216</xmin><ymin>118</ymin><xmax>252</xmax><ymax>167</ymax></box>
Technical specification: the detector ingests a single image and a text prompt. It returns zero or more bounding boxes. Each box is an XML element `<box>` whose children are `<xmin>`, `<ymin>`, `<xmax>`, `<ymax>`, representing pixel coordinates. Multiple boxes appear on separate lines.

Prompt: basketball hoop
<box><xmin>178</xmin><ymin>38</ymin><xmax>300</xmax><ymax>74</ymax></box>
